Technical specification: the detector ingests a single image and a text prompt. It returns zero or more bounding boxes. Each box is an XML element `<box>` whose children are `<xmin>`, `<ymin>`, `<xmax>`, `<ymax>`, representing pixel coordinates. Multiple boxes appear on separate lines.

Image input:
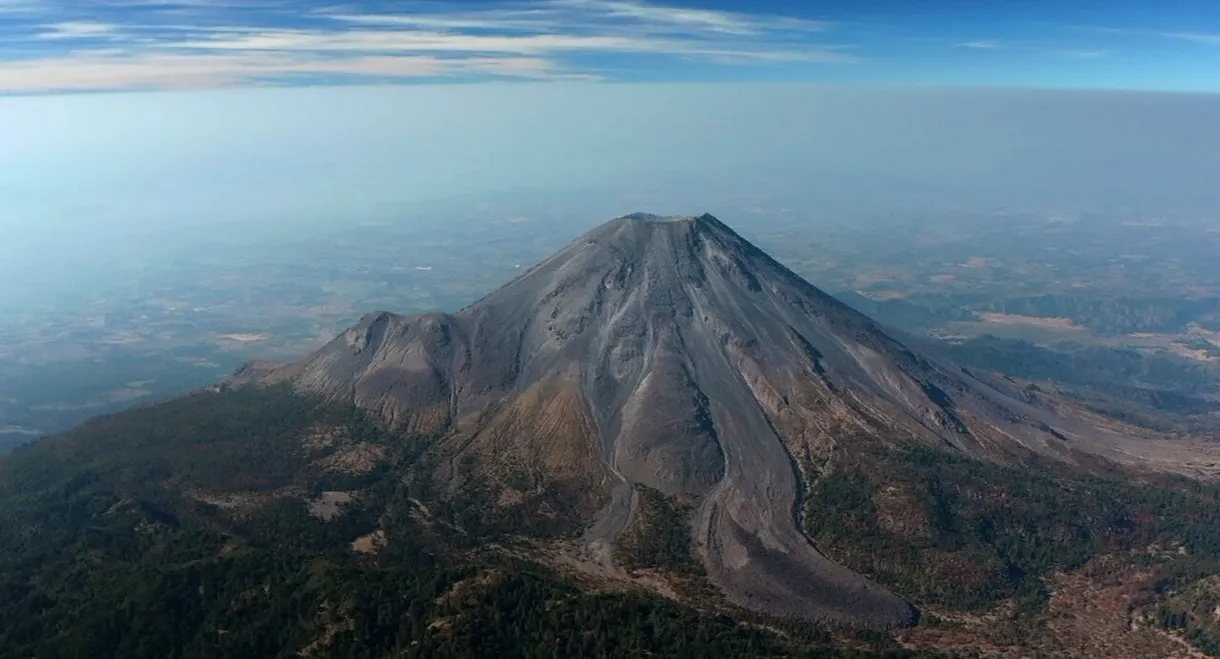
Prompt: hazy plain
<box><xmin>2</xmin><ymin>84</ymin><xmax>1219</xmax><ymax>448</ymax></box>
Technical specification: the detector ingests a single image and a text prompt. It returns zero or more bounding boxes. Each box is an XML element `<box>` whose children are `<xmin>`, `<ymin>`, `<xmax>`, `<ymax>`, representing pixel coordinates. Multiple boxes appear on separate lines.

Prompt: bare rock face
<box><xmin>239</xmin><ymin>212</ymin><xmax>1193</xmax><ymax>628</ymax></box>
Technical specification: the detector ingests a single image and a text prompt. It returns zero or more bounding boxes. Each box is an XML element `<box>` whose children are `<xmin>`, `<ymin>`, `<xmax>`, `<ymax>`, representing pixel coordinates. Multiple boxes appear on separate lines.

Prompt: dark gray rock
<box><xmin>236</xmin><ymin>212</ymin><xmax>1198</xmax><ymax>628</ymax></box>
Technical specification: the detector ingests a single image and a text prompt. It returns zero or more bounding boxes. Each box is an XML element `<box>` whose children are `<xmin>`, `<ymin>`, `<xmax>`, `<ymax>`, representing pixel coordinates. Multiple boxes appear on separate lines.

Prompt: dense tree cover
<box><xmin>12</xmin><ymin>383</ymin><xmax>1220</xmax><ymax>656</ymax></box>
<box><xmin>836</xmin><ymin>293</ymin><xmax>1220</xmax><ymax>433</ymax></box>
<box><xmin>0</xmin><ymin>344</ymin><xmax>241</xmax><ymax>452</ymax></box>
<box><xmin>832</xmin><ymin>293</ymin><xmax>975</xmax><ymax>331</ymax></box>
<box><xmin>936</xmin><ymin>335</ymin><xmax>1219</xmax><ymax>396</ymax></box>
<box><xmin>0</xmin><ymin>384</ymin><xmax>360</xmax><ymax>499</ymax></box>
<box><xmin>1154</xmin><ymin>577</ymin><xmax>1220</xmax><ymax>655</ymax></box>
<box><xmin>0</xmin><ymin>387</ymin><xmax>950</xmax><ymax>659</ymax></box>
<box><xmin>421</xmin><ymin>469</ymin><xmax>590</xmax><ymax>542</ymax></box>
<box><xmin>927</xmin><ymin>335</ymin><xmax>1220</xmax><ymax>433</ymax></box>
<box><xmin>841</xmin><ymin>291</ymin><xmax>1220</xmax><ymax>336</ymax></box>
<box><xmin>803</xmin><ymin>444</ymin><xmax>1220</xmax><ymax>622</ymax></box>
<box><xmin>968</xmin><ymin>294</ymin><xmax>1220</xmax><ymax>336</ymax></box>
<box><xmin>615</xmin><ymin>486</ymin><xmax>704</xmax><ymax>575</ymax></box>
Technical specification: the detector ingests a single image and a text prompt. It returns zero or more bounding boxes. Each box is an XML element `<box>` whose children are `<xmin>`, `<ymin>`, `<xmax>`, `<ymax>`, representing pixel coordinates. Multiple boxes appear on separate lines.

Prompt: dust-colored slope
<box><xmin>440</xmin><ymin>368</ymin><xmax>610</xmax><ymax>520</ymax></box>
<box><xmin>235</xmin><ymin>212</ymin><xmax>1220</xmax><ymax>628</ymax></box>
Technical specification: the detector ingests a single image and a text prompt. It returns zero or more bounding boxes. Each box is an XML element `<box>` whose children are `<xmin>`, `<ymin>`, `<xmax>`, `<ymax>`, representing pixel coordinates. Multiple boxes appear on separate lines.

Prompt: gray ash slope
<box><xmin>236</xmin><ymin>212</ymin><xmax>1207</xmax><ymax>627</ymax></box>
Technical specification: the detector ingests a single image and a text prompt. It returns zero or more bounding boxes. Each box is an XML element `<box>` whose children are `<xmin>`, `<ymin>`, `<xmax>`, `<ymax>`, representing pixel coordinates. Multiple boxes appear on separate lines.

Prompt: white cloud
<box><xmin>326</xmin><ymin>1</ymin><xmax>831</xmax><ymax>37</ymax></box>
<box><xmin>161</xmin><ymin>26</ymin><xmax>850</xmax><ymax>62</ymax></box>
<box><xmin>957</xmin><ymin>40</ymin><xmax>1002</xmax><ymax>49</ymax></box>
<box><xmin>0</xmin><ymin>0</ymin><xmax>40</xmax><ymax>13</ymax></box>
<box><xmin>1162</xmin><ymin>31</ymin><xmax>1220</xmax><ymax>45</ymax></box>
<box><xmin>1079</xmin><ymin>25</ymin><xmax>1220</xmax><ymax>46</ymax></box>
<box><xmin>34</xmin><ymin>22</ymin><xmax>118</xmax><ymax>39</ymax></box>
<box><xmin>0</xmin><ymin>0</ymin><xmax>846</xmax><ymax>93</ymax></box>
<box><xmin>324</xmin><ymin>12</ymin><xmax>553</xmax><ymax>32</ymax></box>
<box><xmin>169</xmin><ymin>28</ymin><xmax>670</xmax><ymax>54</ymax></box>
<box><xmin>0</xmin><ymin>51</ymin><xmax>592</xmax><ymax>92</ymax></box>
<box><xmin>552</xmin><ymin>0</ymin><xmax>830</xmax><ymax>36</ymax></box>
<box><xmin>681</xmin><ymin>46</ymin><xmax>855</xmax><ymax>64</ymax></box>
<box><xmin>1059</xmin><ymin>49</ymin><xmax>1110</xmax><ymax>58</ymax></box>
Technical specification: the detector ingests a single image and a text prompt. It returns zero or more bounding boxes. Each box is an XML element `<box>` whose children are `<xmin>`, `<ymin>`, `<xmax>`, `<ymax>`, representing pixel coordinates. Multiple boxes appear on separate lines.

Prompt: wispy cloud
<box><xmin>957</xmin><ymin>39</ymin><xmax>1002</xmax><ymax>49</ymax></box>
<box><xmin>34</xmin><ymin>22</ymin><xmax>117</xmax><ymax>40</ymax></box>
<box><xmin>0</xmin><ymin>52</ymin><xmax>588</xmax><ymax>92</ymax></box>
<box><xmin>1161</xmin><ymin>31</ymin><xmax>1220</xmax><ymax>46</ymax></box>
<box><xmin>1078</xmin><ymin>25</ymin><xmax>1220</xmax><ymax>47</ymax></box>
<box><xmin>0</xmin><ymin>0</ymin><xmax>848</xmax><ymax>93</ymax></box>
<box><xmin>168</xmin><ymin>29</ymin><xmax>668</xmax><ymax>54</ymax></box>
<box><xmin>0</xmin><ymin>0</ymin><xmax>40</xmax><ymax>13</ymax></box>
<box><xmin>552</xmin><ymin>0</ymin><xmax>831</xmax><ymax>36</ymax></box>
<box><xmin>1058</xmin><ymin>49</ymin><xmax>1110</xmax><ymax>58</ymax></box>
<box><xmin>324</xmin><ymin>12</ymin><xmax>552</xmax><ymax>33</ymax></box>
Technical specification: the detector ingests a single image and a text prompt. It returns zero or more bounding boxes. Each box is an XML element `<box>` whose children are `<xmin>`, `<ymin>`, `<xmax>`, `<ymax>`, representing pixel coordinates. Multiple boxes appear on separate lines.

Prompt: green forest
<box><xmin>0</xmin><ymin>387</ymin><xmax>947</xmax><ymax>659</ymax></box>
<box><xmin>6</xmin><ymin>383</ymin><xmax>1220</xmax><ymax>657</ymax></box>
<box><xmin>802</xmin><ymin>441</ymin><xmax>1220</xmax><ymax>650</ymax></box>
<box><xmin>615</xmin><ymin>486</ymin><xmax>704</xmax><ymax>576</ymax></box>
<box><xmin>839</xmin><ymin>291</ymin><xmax>1220</xmax><ymax>336</ymax></box>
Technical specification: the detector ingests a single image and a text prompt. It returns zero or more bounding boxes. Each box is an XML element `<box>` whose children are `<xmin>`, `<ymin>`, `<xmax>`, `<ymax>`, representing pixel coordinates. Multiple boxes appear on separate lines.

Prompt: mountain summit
<box><xmin>235</xmin><ymin>213</ymin><xmax>1211</xmax><ymax>627</ymax></box>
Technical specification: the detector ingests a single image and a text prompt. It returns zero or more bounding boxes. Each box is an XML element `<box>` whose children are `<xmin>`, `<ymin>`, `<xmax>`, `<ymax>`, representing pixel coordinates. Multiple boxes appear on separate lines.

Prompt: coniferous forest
<box><xmin>5</xmin><ymin>385</ymin><xmax>1220</xmax><ymax>657</ymax></box>
<box><xmin>0</xmin><ymin>386</ymin><xmax>951</xmax><ymax>659</ymax></box>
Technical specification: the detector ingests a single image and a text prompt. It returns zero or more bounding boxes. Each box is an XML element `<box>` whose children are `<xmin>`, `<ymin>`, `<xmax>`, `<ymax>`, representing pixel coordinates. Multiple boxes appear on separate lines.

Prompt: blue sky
<box><xmin>1</xmin><ymin>0</ymin><xmax>1219</xmax><ymax>93</ymax></box>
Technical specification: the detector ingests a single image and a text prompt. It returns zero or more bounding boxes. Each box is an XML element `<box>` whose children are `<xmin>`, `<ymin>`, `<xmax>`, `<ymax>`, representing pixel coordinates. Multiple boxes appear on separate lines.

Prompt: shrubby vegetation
<box><xmin>899</xmin><ymin>333</ymin><xmax>1219</xmax><ymax>432</ymax></box>
<box><xmin>11</xmin><ymin>383</ymin><xmax>1220</xmax><ymax>656</ymax></box>
<box><xmin>616</xmin><ymin>486</ymin><xmax>704</xmax><ymax>575</ymax></box>
<box><xmin>838</xmin><ymin>292</ymin><xmax>1220</xmax><ymax>432</ymax></box>
<box><xmin>840</xmin><ymin>291</ymin><xmax>1220</xmax><ymax>336</ymax></box>
<box><xmin>936</xmin><ymin>335</ymin><xmax>1219</xmax><ymax>396</ymax></box>
<box><xmin>803</xmin><ymin>443</ymin><xmax>1220</xmax><ymax>624</ymax></box>
<box><xmin>0</xmin><ymin>387</ymin><xmax>948</xmax><ymax>659</ymax></box>
<box><xmin>1155</xmin><ymin>577</ymin><xmax>1220</xmax><ymax>655</ymax></box>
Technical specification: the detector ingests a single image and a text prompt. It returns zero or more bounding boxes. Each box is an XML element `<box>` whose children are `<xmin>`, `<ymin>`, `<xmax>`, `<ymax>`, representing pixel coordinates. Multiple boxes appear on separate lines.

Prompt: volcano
<box><xmin>234</xmin><ymin>212</ymin><xmax>1212</xmax><ymax>628</ymax></box>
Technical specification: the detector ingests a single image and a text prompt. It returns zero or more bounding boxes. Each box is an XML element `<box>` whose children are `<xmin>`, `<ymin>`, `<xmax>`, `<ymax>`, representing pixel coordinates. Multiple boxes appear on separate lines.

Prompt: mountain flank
<box><xmin>233</xmin><ymin>212</ymin><xmax>1220</xmax><ymax>628</ymax></box>
<box><xmin>7</xmin><ymin>213</ymin><xmax>1220</xmax><ymax>657</ymax></box>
